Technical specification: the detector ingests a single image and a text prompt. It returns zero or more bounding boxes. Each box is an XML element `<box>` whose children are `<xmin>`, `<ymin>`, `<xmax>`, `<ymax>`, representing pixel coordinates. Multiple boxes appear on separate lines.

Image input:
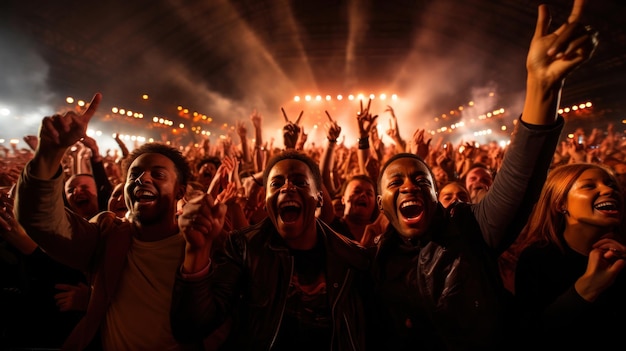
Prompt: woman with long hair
<box><xmin>512</xmin><ymin>163</ymin><xmax>626</xmax><ymax>349</ymax></box>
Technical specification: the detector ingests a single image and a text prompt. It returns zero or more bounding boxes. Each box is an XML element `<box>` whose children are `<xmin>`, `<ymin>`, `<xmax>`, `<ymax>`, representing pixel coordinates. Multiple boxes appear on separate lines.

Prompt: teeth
<box><xmin>401</xmin><ymin>201</ymin><xmax>419</xmax><ymax>208</ymax></box>
<box><xmin>280</xmin><ymin>201</ymin><xmax>300</xmax><ymax>209</ymax></box>
<box><xmin>595</xmin><ymin>201</ymin><xmax>618</xmax><ymax>210</ymax></box>
<box><xmin>136</xmin><ymin>190</ymin><xmax>155</xmax><ymax>197</ymax></box>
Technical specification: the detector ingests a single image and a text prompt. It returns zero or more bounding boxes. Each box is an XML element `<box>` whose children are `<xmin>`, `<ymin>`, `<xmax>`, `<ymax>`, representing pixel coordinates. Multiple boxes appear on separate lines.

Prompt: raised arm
<box><xmin>320</xmin><ymin>111</ymin><xmax>342</xmax><ymax>197</ymax></box>
<box><xmin>355</xmin><ymin>99</ymin><xmax>378</xmax><ymax>176</ymax></box>
<box><xmin>475</xmin><ymin>0</ymin><xmax>599</xmax><ymax>251</ymax></box>
<box><xmin>281</xmin><ymin>108</ymin><xmax>303</xmax><ymax>151</ymax></box>
<box><xmin>522</xmin><ymin>0</ymin><xmax>598</xmax><ymax>126</ymax></box>
<box><xmin>30</xmin><ymin>94</ymin><xmax>102</xmax><ymax>179</ymax></box>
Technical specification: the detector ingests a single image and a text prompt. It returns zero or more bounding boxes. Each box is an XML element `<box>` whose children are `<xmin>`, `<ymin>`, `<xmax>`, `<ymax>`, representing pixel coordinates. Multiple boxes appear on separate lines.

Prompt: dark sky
<box><xmin>1</xmin><ymin>0</ymin><xmax>625</xmax><ymax>152</ymax></box>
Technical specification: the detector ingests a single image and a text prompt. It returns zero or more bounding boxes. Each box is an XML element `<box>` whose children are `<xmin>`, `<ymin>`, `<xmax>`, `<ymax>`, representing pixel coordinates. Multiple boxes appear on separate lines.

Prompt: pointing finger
<box><xmin>325</xmin><ymin>110</ymin><xmax>333</xmax><ymax>122</ymax></box>
<box><xmin>281</xmin><ymin>107</ymin><xmax>289</xmax><ymax>123</ymax></box>
<box><xmin>82</xmin><ymin>93</ymin><xmax>102</xmax><ymax>123</ymax></box>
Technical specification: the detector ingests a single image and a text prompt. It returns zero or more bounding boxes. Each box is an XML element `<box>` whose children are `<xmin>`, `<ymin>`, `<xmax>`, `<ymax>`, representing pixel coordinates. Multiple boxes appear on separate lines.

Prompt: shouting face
<box><xmin>265</xmin><ymin>159</ymin><xmax>321</xmax><ymax>249</ymax></box>
<box><xmin>378</xmin><ymin>156</ymin><xmax>438</xmax><ymax>238</ymax></box>
<box><xmin>65</xmin><ymin>174</ymin><xmax>99</xmax><ymax>219</ymax></box>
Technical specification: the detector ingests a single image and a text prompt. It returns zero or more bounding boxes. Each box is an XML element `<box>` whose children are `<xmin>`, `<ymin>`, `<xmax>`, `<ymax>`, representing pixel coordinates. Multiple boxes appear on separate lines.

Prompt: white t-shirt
<box><xmin>101</xmin><ymin>233</ymin><xmax>194</xmax><ymax>350</ymax></box>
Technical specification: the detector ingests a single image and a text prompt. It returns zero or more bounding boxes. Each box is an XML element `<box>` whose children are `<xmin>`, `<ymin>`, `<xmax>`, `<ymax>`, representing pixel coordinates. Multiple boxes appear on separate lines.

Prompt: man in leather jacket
<box><xmin>369</xmin><ymin>0</ymin><xmax>598</xmax><ymax>349</ymax></box>
<box><xmin>171</xmin><ymin>150</ymin><xmax>371</xmax><ymax>350</ymax></box>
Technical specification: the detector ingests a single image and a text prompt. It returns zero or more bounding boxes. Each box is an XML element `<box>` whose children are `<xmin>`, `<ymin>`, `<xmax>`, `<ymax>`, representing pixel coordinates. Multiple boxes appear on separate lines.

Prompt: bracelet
<box><xmin>328</xmin><ymin>138</ymin><xmax>337</xmax><ymax>143</ymax></box>
<box><xmin>358</xmin><ymin>137</ymin><xmax>369</xmax><ymax>150</ymax></box>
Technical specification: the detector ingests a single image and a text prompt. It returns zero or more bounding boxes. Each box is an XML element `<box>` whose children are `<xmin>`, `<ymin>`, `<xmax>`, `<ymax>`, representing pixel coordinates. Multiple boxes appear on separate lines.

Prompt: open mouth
<box><xmin>399</xmin><ymin>200</ymin><xmax>423</xmax><ymax>220</ymax></box>
<box><xmin>594</xmin><ymin>201</ymin><xmax>620</xmax><ymax>215</ymax></box>
<box><xmin>354</xmin><ymin>199</ymin><xmax>368</xmax><ymax>207</ymax></box>
<box><xmin>135</xmin><ymin>189</ymin><xmax>157</xmax><ymax>203</ymax></box>
<box><xmin>74</xmin><ymin>197</ymin><xmax>91</xmax><ymax>207</ymax></box>
<box><xmin>279</xmin><ymin>200</ymin><xmax>301</xmax><ymax>223</ymax></box>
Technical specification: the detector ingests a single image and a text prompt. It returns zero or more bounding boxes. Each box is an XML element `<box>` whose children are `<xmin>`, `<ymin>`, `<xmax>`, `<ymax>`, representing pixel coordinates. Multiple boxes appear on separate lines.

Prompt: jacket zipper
<box><xmin>331</xmin><ymin>269</ymin><xmax>355</xmax><ymax>351</ymax></box>
<box><xmin>269</xmin><ymin>254</ymin><xmax>294</xmax><ymax>350</ymax></box>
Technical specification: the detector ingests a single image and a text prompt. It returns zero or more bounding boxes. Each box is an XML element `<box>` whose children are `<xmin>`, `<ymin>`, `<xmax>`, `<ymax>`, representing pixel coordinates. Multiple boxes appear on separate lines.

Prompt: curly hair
<box><xmin>121</xmin><ymin>143</ymin><xmax>191</xmax><ymax>187</ymax></box>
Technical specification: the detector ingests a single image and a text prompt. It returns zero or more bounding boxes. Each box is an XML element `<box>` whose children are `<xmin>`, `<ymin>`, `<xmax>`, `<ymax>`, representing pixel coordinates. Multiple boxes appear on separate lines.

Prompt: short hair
<box><xmin>377</xmin><ymin>153</ymin><xmax>436</xmax><ymax>193</ymax></box>
<box><xmin>339</xmin><ymin>174</ymin><xmax>377</xmax><ymax>197</ymax></box>
<box><xmin>262</xmin><ymin>150</ymin><xmax>322</xmax><ymax>191</ymax></box>
<box><xmin>65</xmin><ymin>173</ymin><xmax>95</xmax><ymax>186</ymax></box>
<box><xmin>122</xmin><ymin>143</ymin><xmax>191</xmax><ymax>187</ymax></box>
<box><xmin>196</xmin><ymin>156</ymin><xmax>221</xmax><ymax>172</ymax></box>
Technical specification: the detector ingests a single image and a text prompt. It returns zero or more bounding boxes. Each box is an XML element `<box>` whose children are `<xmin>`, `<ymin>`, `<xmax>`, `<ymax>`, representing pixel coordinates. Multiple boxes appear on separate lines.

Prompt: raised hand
<box><xmin>356</xmin><ymin>99</ymin><xmax>378</xmax><ymax>138</ymax></box>
<box><xmin>235</xmin><ymin>120</ymin><xmax>247</xmax><ymax>139</ymax></box>
<box><xmin>281</xmin><ymin>108</ymin><xmax>303</xmax><ymax>149</ymax></box>
<box><xmin>250</xmin><ymin>109</ymin><xmax>263</xmax><ymax>130</ymax></box>
<box><xmin>179</xmin><ymin>193</ymin><xmax>227</xmax><ymax>273</ymax></box>
<box><xmin>324</xmin><ymin>111</ymin><xmax>342</xmax><ymax>142</ymax></box>
<box><xmin>410</xmin><ymin>128</ymin><xmax>432</xmax><ymax>159</ymax></box>
<box><xmin>527</xmin><ymin>0</ymin><xmax>598</xmax><ymax>87</ymax></box>
<box><xmin>39</xmin><ymin>93</ymin><xmax>102</xmax><ymax>151</ymax></box>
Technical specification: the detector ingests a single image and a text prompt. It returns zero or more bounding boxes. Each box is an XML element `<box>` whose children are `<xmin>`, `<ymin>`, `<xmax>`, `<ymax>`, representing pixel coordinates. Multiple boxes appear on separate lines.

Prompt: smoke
<box><xmin>0</xmin><ymin>0</ymin><xmax>535</xmax><ymax>153</ymax></box>
<box><xmin>0</xmin><ymin>28</ymin><xmax>58</xmax><ymax>147</ymax></box>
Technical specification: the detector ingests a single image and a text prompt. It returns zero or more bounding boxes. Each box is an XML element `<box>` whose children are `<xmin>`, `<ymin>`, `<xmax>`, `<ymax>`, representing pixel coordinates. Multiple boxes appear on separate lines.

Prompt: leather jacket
<box><xmin>368</xmin><ymin>117</ymin><xmax>564</xmax><ymax>351</ymax></box>
<box><xmin>171</xmin><ymin>217</ymin><xmax>371</xmax><ymax>351</ymax></box>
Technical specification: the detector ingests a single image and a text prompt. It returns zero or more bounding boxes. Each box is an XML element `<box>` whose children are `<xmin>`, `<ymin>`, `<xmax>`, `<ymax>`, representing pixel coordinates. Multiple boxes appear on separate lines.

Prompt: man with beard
<box><xmin>14</xmin><ymin>93</ymin><xmax>203</xmax><ymax>350</ymax></box>
<box><xmin>369</xmin><ymin>0</ymin><xmax>599</xmax><ymax>350</ymax></box>
<box><xmin>171</xmin><ymin>150</ymin><xmax>372</xmax><ymax>350</ymax></box>
<box><xmin>463</xmin><ymin>163</ymin><xmax>493</xmax><ymax>204</ymax></box>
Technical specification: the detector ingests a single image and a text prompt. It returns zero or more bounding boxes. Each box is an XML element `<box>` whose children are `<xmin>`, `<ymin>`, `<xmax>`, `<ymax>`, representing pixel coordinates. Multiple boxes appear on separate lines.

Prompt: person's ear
<box><xmin>377</xmin><ymin>195</ymin><xmax>383</xmax><ymax>211</ymax></box>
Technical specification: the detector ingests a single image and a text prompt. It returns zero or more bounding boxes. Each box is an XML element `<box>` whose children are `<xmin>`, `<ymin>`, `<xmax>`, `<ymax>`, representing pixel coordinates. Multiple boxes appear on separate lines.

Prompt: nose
<box><xmin>400</xmin><ymin>179</ymin><xmax>418</xmax><ymax>193</ymax></box>
<box><xmin>135</xmin><ymin>172</ymin><xmax>147</xmax><ymax>185</ymax></box>
<box><xmin>599</xmin><ymin>182</ymin><xmax>616</xmax><ymax>196</ymax></box>
<box><xmin>280</xmin><ymin>180</ymin><xmax>296</xmax><ymax>193</ymax></box>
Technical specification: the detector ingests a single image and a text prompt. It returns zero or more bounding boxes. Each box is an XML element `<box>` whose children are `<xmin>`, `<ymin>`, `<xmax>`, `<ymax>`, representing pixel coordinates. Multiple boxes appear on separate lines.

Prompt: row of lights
<box><xmin>111</xmin><ymin>107</ymin><xmax>144</xmax><ymax>119</ymax></box>
<box><xmin>434</xmin><ymin>93</ymin><xmax>496</xmax><ymax>121</ymax></box>
<box><xmin>293</xmin><ymin>93</ymin><xmax>399</xmax><ymax>102</ymax></box>
<box><xmin>433</xmin><ymin>108</ymin><xmax>507</xmax><ymax>135</ymax></box>
<box><xmin>558</xmin><ymin>101</ymin><xmax>592</xmax><ymax>114</ymax></box>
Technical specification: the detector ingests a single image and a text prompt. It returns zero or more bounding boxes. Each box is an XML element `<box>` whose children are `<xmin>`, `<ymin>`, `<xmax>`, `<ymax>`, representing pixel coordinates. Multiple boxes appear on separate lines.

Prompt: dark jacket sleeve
<box><xmin>91</xmin><ymin>159</ymin><xmax>113</xmax><ymax>212</ymax></box>
<box><xmin>14</xmin><ymin>162</ymin><xmax>102</xmax><ymax>272</ymax></box>
<box><xmin>170</xmin><ymin>233</ymin><xmax>244</xmax><ymax>343</ymax></box>
<box><xmin>471</xmin><ymin>116</ymin><xmax>564</xmax><ymax>253</ymax></box>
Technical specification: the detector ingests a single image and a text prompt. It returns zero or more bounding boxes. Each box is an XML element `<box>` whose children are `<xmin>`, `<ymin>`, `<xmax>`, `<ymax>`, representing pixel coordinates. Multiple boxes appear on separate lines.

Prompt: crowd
<box><xmin>1</xmin><ymin>0</ymin><xmax>625</xmax><ymax>350</ymax></box>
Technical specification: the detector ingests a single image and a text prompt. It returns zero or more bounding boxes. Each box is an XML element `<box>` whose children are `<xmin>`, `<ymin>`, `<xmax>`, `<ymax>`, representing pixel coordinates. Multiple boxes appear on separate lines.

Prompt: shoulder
<box><xmin>319</xmin><ymin>220</ymin><xmax>370</xmax><ymax>269</ymax></box>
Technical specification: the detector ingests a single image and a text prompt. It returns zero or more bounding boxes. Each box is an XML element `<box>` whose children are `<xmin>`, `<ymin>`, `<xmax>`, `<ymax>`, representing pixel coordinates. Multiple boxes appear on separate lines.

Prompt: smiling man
<box><xmin>15</xmin><ymin>93</ymin><xmax>203</xmax><ymax>350</ymax></box>
<box><xmin>368</xmin><ymin>0</ymin><xmax>599</xmax><ymax>349</ymax></box>
<box><xmin>171</xmin><ymin>150</ymin><xmax>372</xmax><ymax>351</ymax></box>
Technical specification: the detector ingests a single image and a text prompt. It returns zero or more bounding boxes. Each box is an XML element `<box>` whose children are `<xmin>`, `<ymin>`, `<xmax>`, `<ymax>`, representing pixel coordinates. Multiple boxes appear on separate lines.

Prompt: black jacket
<box><xmin>171</xmin><ymin>217</ymin><xmax>371</xmax><ymax>351</ymax></box>
<box><xmin>369</xmin><ymin>117</ymin><xmax>564</xmax><ymax>351</ymax></box>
